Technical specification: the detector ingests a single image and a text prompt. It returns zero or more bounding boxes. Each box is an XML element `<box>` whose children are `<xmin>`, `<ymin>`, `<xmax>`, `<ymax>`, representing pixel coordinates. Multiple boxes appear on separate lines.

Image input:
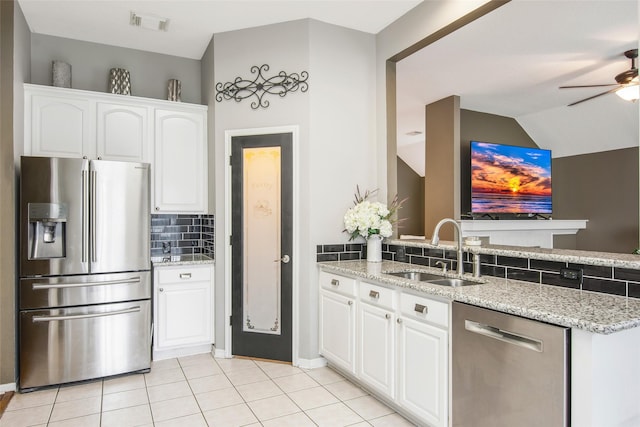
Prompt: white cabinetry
<box><xmin>319</xmin><ymin>270</ymin><xmax>449</xmax><ymax>427</ymax></box>
<box><xmin>153</xmin><ymin>263</ymin><xmax>214</xmax><ymax>359</ymax></box>
<box><xmin>397</xmin><ymin>293</ymin><xmax>448</xmax><ymax>427</ymax></box>
<box><xmin>153</xmin><ymin>108</ymin><xmax>207</xmax><ymax>213</ymax></box>
<box><xmin>25</xmin><ymin>84</ymin><xmax>150</xmax><ymax>162</ymax></box>
<box><xmin>358</xmin><ymin>282</ymin><xmax>396</xmax><ymax>399</ymax></box>
<box><xmin>24</xmin><ymin>84</ymin><xmax>209</xmax><ymax>214</ymax></box>
<box><xmin>319</xmin><ymin>271</ymin><xmax>356</xmax><ymax>374</ymax></box>
<box><xmin>96</xmin><ymin>102</ymin><xmax>149</xmax><ymax>162</ymax></box>
<box><xmin>27</xmin><ymin>90</ymin><xmax>91</xmax><ymax>158</ymax></box>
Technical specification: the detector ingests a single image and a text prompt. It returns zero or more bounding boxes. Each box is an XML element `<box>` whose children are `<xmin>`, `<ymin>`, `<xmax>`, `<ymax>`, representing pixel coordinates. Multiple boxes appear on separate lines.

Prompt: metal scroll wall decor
<box><xmin>215</xmin><ymin>64</ymin><xmax>309</xmax><ymax>109</ymax></box>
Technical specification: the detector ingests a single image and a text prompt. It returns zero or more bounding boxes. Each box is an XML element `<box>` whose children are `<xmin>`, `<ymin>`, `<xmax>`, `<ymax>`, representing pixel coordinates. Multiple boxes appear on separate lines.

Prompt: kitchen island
<box><xmin>318</xmin><ymin>256</ymin><xmax>640</xmax><ymax>427</ymax></box>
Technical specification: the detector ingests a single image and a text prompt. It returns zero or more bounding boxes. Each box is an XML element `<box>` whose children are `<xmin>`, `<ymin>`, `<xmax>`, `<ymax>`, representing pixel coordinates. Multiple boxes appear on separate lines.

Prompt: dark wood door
<box><xmin>231</xmin><ymin>133</ymin><xmax>293</xmax><ymax>361</ymax></box>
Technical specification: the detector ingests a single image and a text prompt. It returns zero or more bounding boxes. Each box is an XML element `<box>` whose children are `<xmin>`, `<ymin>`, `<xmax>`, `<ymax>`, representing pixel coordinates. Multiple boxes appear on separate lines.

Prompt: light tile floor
<box><xmin>1</xmin><ymin>354</ymin><xmax>416</xmax><ymax>426</ymax></box>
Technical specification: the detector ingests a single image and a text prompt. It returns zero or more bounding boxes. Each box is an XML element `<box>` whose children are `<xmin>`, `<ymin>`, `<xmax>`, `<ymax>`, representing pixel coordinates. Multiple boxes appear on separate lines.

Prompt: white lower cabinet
<box><xmin>397</xmin><ymin>315</ymin><xmax>448</xmax><ymax>427</ymax></box>
<box><xmin>319</xmin><ymin>272</ymin><xmax>356</xmax><ymax>374</ymax></box>
<box><xmin>358</xmin><ymin>282</ymin><xmax>396</xmax><ymax>399</ymax></box>
<box><xmin>154</xmin><ymin>264</ymin><xmax>214</xmax><ymax>358</ymax></box>
<box><xmin>319</xmin><ymin>270</ymin><xmax>449</xmax><ymax>427</ymax></box>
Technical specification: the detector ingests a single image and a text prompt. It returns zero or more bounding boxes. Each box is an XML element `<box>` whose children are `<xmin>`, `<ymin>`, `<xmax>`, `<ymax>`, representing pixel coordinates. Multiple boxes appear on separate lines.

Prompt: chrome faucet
<box><xmin>431</xmin><ymin>218</ymin><xmax>465</xmax><ymax>277</ymax></box>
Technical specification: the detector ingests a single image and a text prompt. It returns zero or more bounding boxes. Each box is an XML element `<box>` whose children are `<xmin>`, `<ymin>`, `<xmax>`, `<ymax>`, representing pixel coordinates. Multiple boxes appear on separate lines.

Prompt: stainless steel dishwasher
<box><xmin>452</xmin><ymin>302</ymin><xmax>570</xmax><ymax>427</ymax></box>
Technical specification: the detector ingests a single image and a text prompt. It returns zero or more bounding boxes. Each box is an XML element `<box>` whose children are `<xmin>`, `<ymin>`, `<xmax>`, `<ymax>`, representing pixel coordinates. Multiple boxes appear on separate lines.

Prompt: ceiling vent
<box><xmin>130</xmin><ymin>12</ymin><xmax>169</xmax><ymax>32</ymax></box>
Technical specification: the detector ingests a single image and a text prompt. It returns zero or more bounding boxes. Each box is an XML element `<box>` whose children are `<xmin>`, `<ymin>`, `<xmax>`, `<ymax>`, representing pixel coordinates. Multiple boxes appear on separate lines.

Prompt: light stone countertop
<box><xmin>318</xmin><ymin>260</ymin><xmax>640</xmax><ymax>335</ymax></box>
<box><xmin>387</xmin><ymin>238</ymin><xmax>640</xmax><ymax>269</ymax></box>
<box><xmin>151</xmin><ymin>254</ymin><xmax>214</xmax><ymax>266</ymax></box>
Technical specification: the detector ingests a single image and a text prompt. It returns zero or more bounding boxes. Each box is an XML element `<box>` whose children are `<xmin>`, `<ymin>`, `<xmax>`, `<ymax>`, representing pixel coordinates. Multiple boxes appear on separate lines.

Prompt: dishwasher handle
<box><xmin>465</xmin><ymin>319</ymin><xmax>543</xmax><ymax>352</ymax></box>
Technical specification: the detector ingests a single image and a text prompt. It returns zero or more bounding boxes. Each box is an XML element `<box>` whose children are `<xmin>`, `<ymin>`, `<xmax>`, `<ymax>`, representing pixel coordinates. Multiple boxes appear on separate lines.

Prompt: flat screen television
<box><xmin>471</xmin><ymin>141</ymin><xmax>552</xmax><ymax>215</ymax></box>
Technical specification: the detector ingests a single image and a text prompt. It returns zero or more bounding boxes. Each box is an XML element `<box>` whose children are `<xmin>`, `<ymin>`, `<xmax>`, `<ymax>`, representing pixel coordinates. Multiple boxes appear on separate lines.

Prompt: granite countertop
<box><xmin>387</xmin><ymin>238</ymin><xmax>640</xmax><ymax>269</ymax></box>
<box><xmin>151</xmin><ymin>254</ymin><xmax>214</xmax><ymax>266</ymax></box>
<box><xmin>319</xmin><ymin>260</ymin><xmax>640</xmax><ymax>335</ymax></box>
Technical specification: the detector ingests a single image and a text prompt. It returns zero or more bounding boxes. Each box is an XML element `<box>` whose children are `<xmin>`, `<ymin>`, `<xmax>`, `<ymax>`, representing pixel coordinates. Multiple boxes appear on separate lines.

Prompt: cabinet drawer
<box><xmin>157</xmin><ymin>266</ymin><xmax>211</xmax><ymax>283</ymax></box>
<box><xmin>359</xmin><ymin>281</ymin><xmax>395</xmax><ymax>310</ymax></box>
<box><xmin>400</xmin><ymin>292</ymin><xmax>449</xmax><ymax>328</ymax></box>
<box><xmin>319</xmin><ymin>271</ymin><xmax>356</xmax><ymax>296</ymax></box>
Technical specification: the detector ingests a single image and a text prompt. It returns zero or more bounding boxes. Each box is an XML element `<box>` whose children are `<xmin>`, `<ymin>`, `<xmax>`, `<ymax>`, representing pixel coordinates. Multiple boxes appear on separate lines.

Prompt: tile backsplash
<box><xmin>316</xmin><ymin>242</ymin><xmax>640</xmax><ymax>299</ymax></box>
<box><xmin>151</xmin><ymin>214</ymin><xmax>214</xmax><ymax>258</ymax></box>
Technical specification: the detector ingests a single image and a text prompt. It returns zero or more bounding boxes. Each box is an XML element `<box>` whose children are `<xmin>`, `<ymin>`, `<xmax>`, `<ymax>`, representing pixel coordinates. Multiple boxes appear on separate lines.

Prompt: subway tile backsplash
<box><xmin>151</xmin><ymin>214</ymin><xmax>214</xmax><ymax>258</ymax></box>
<box><xmin>316</xmin><ymin>242</ymin><xmax>640</xmax><ymax>299</ymax></box>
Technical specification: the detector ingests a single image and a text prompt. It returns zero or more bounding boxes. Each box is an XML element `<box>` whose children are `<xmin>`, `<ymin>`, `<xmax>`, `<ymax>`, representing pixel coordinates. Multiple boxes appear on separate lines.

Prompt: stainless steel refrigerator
<box><xmin>19</xmin><ymin>156</ymin><xmax>152</xmax><ymax>391</ymax></box>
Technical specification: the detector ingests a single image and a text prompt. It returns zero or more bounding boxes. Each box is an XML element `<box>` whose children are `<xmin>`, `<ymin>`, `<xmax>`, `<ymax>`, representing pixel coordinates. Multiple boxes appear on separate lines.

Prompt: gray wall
<box><xmin>425</xmin><ymin>95</ymin><xmax>460</xmax><ymax>241</ymax></box>
<box><xmin>31</xmin><ymin>34</ymin><xmax>202</xmax><ymax>104</ymax></box>
<box><xmin>460</xmin><ymin>109</ymin><xmax>538</xmax><ymax>215</ymax></box>
<box><xmin>553</xmin><ymin>147</ymin><xmax>639</xmax><ymax>253</ymax></box>
<box><xmin>397</xmin><ymin>156</ymin><xmax>424</xmax><ymax>236</ymax></box>
<box><xmin>1</xmin><ymin>0</ymin><xmax>29</xmax><ymax>386</ymax></box>
<box><xmin>0</xmin><ymin>0</ymin><xmax>16</xmax><ymax>387</ymax></box>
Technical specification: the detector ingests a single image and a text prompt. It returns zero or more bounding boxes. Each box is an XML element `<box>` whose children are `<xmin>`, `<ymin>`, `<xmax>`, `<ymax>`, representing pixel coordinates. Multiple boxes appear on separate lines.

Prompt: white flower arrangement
<box><xmin>343</xmin><ymin>186</ymin><xmax>404</xmax><ymax>240</ymax></box>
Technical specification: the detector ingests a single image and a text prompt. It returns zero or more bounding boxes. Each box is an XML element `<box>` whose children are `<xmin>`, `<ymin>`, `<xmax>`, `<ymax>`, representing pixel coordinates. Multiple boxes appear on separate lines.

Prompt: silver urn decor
<box><xmin>108</xmin><ymin>68</ymin><xmax>132</xmax><ymax>95</ymax></box>
<box><xmin>52</xmin><ymin>61</ymin><xmax>71</xmax><ymax>88</ymax></box>
<box><xmin>167</xmin><ymin>79</ymin><xmax>181</xmax><ymax>102</ymax></box>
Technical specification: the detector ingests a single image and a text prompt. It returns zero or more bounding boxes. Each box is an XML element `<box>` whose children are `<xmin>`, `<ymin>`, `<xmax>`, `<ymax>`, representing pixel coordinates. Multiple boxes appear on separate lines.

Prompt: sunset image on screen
<box><xmin>471</xmin><ymin>142</ymin><xmax>552</xmax><ymax>214</ymax></box>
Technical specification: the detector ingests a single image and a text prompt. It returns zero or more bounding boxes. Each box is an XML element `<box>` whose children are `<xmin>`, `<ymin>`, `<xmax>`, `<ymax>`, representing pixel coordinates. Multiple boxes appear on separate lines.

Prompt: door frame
<box><xmin>224</xmin><ymin>125</ymin><xmax>300</xmax><ymax>365</ymax></box>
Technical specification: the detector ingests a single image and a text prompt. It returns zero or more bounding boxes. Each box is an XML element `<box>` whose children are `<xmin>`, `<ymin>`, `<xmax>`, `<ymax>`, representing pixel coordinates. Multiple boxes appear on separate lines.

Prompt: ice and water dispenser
<box><xmin>27</xmin><ymin>203</ymin><xmax>67</xmax><ymax>259</ymax></box>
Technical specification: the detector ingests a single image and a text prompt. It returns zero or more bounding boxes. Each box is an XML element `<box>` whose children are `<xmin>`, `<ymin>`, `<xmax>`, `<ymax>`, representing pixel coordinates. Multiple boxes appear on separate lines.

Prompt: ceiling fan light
<box><xmin>616</xmin><ymin>84</ymin><xmax>639</xmax><ymax>102</ymax></box>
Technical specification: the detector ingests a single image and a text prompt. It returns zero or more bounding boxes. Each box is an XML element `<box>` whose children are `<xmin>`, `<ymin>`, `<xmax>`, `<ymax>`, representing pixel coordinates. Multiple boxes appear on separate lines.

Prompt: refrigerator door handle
<box><xmin>32</xmin><ymin>306</ymin><xmax>141</xmax><ymax>322</ymax></box>
<box><xmin>90</xmin><ymin>169</ymin><xmax>97</xmax><ymax>263</ymax></box>
<box><xmin>82</xmin><ymin>169</ymin><xmax>89</xmax><ymax>263</ymax></box>
<box><xmin>32</xmin><ymin>276</ymin><xmax>142</xmax><ymax>290</ymax></box>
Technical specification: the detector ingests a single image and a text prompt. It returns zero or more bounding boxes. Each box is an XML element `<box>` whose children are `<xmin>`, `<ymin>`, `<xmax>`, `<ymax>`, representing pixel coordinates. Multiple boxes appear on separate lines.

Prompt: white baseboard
<box><xmin>152</xmin><ymin>344</ymin><xmax>213</xmax><ymax>361</ymax></box>
<box><xmin>0</xmin><ymin>382</ymin><xmax>16</xmax><ymax>393</ymax></box>
<box><xmin>296</xmin><ymin>357</ymin><xmax>327</xmax><ymax>370</ymax></box>
<box><xmin>213</xmin><ymin>348</ymin><xmax>228</xmax><ymax>359</ymax></box>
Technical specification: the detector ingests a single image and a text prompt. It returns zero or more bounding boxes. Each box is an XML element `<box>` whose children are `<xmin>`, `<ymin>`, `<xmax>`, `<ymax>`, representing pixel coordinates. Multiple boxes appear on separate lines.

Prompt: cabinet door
<box><xmin>29</xmin><ymin>93</ymin><xmax>92</xmax><ymax>158</ymax></box>
<box><xmin>156</xmin><ymin>280</ymin><xmax>212</xmax><ymax>349</ymax></box>
<box><xmin>397</xmin><ymin>316</ymin><xmax>448</xmax><ymax>427</ymax></box>
<box><xmin>154</xmin><ymin>109</ymin><xmax>207</xmax><ymax>213</ymax></box>
<box><xmin>358</xmin><ymin>302</ymin><xmax>395</xmax><ymax>398</ymax></box>
<box><xmin>319</xmin><ymin>290</ymin><xmax>356</xmax><ymax>374</ymax></box>
<box><xmin>97</xmin><ymin>102</ymin><xmax>149</xmax><ymax>162</ymax></box>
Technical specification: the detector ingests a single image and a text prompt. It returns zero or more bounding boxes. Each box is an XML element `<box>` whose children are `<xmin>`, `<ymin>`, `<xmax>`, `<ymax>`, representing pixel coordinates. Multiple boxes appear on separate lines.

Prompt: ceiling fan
<box><xmin>560</xmin><ymin>49</ymin><xmax>639</xmax><ymax>106</ymax></box>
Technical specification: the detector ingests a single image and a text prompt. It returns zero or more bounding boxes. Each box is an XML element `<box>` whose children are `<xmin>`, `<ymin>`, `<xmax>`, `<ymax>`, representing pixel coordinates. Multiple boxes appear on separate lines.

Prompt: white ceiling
<box><xmin>397</xmin><ymin>0</ymin><xmax>639</xmax><ymax>176</ymax></box>
<box><xmin>17</xmin><ymin>0</ymin><xmax>421</xmax><ymax>60</ymax></box>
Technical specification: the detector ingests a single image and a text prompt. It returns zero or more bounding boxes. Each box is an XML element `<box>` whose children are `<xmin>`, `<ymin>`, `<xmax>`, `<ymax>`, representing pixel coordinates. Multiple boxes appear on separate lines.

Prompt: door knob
<box><xmin>274</xmin><ymin>255</ymin><xmax>290</xmax><ymax>263</ymax></box>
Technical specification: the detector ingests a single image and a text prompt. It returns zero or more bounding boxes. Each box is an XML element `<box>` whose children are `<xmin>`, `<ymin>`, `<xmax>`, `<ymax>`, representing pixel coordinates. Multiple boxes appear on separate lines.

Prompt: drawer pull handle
<box><xmin>414</xmin><ymin>303</ymin><xmax>428</xmax><ymax>314</ymax></box>
<box><xmin>348</xmin><ymin>300</ymin><xmax>353</xmax><ymax>306</ymax></box>
<box><xmin>385</xmin><ymin>313</ymin><xmax>391</xmax><ymax>320</ymax></box>
<box><xmin>180</xmin><ymin>273</ymin><xmax>192</xmax><ymax>279</ymax></box>
<box><xmin>397</xmin><ymin>318</ymin><xmax>403</xmax><ymax>324</ymax></box>
<box><xmin>369</xmin><ymin>290</ymin><xmax>380</xmax><ymax>299</ymax></box>
<box><xmin>331</xmin><ymin>279</ymin><xmax>339</xmax><ymax>286</ymax></box>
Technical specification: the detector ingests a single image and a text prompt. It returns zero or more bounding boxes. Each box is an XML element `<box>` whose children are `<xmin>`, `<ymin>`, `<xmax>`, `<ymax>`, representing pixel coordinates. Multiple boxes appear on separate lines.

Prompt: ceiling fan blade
<box><xmin>560</xmin><ymin>84</ymin><xmax>619</xmax><ymax>89</ymax></box>
<box><xmin>568</xmin><ymin>87</ymin><xmax>620</xmax><ymax>106</ymax></box>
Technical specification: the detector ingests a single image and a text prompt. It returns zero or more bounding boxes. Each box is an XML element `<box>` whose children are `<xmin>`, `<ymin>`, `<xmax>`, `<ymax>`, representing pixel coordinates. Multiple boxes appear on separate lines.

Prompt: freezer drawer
<box><xmin>19</xmin><ymin>300</ymin><xmax>151</xmax><ymax>390</ymax></box>
<box><xmin>19</xmin><ymin>271</ymin><xmax>151</xmax><ymax>310</ymax></box>
<box><xmin>452</xmin><ymin>302</ymin><xmax>569</xmax><ymax>427</ymax></box>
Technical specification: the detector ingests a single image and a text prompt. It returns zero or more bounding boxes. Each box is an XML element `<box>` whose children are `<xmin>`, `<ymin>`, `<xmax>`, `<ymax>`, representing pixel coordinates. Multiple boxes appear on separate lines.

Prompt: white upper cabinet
<box><xmin>25</xmin><ymin>84</ymin><xmax>151</xmax><ymax>162</ymax></box>
<box><xmin>153</xmin><ymin>108</ymin><xmax>207</xmax><ymax>213</ymax></box>
<box><xmin>24</xmin><ymin>84</ymin><xmax>209</xmax><ymax>214</ymax></box>
<box><xmin>96</xmin><ymin>102</ymin><xmax>150</xmax><ymax>162</ymax></box>
<box><xmin>27</xmin><ymin>91</ymin><xmax>91</xmax><ymax>158</ymax></box>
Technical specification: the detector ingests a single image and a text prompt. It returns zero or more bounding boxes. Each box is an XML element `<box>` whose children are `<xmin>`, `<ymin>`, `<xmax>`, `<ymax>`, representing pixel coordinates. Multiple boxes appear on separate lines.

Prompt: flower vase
<box><xmin>366</xmin><ymin>234</ymin><xmax>383</xmax><ymax>263</ymax></box>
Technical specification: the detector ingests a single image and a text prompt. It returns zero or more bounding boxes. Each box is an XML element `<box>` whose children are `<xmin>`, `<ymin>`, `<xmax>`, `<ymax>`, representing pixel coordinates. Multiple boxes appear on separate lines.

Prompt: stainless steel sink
<box><xmin>427</xmin><ymin>278</ymin><xmax>478</xmax><ymax>287</ymax></box>
<box><xmin>386</xmin><ymin>271</ymin><xmax>444</xmax><ymax>281</ymax></box>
